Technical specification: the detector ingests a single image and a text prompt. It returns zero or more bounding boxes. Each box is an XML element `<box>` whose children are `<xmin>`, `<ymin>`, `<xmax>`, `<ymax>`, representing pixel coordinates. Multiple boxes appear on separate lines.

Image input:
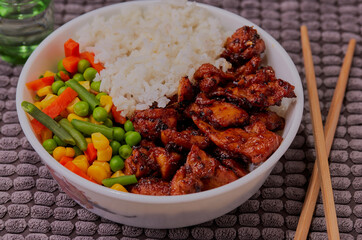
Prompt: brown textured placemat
<box><xmin>1</xmin><ymin>0</ymin><xmax>361</xmax><ymax>239</ymax></box>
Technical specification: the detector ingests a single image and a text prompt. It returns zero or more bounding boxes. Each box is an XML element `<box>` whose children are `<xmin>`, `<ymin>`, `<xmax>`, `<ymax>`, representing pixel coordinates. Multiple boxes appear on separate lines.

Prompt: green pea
<box><xmin>73</xmin><ymin>146</ymin><xmax>83</xmax><ymax>157</ymax></box>
<box><xmin>74</xmin><ymin>101</ymin><xmax>89</xmax><ymax>117</ymax></box>
<box><xmin>77</xmin><ymin>59</ymin><xmax>91</xmax><ymax>73</ymax></box>
<box><xmin>124</xmin><ymin>120</ymin><xmax>134</xmax><ymax>132</ymax></box>
<box><xmin>73</xmin><ymin>73</ymin><xmax>85</xmax><ymax>82</ymax></box>
<box><xmin>104</xmin><ymin>118</ymin><xmax>113</xmax><ymax>128</ymax></box>
<box><xmin>113</xmin><ymin>127</ymin><xmax>125</xmax><ymax>142</ymax></box>
<box><xmin>119</xmin><ymin>144</ymin><xmax>132</xmax><ymax>159</ymax></box>
<box><xmin>51</xmin><ymin>80</ymin><xmax>65</xmax><ymax>94</ymax></box>
<box><xmin>43</xmin><ymin>139</ymin><xmax>57</xmax><ymax>153</ymax></box>
<box><xmin>125</xmin><ymin>131</ymin><xmax>141</xmax><ymax>147</ymax></box>
<box><xmin>110</xmin><ymin>140</ymin><xmax>121</xmax><ymax>156</ymax></box>
<box><xmin>83</xmin><ymin>67</ymin><xmax>97</xmax><ymax>81</ymax></box>
<box><xmin>96</xmin><ymin>92</ymin><xmax>107</xmax><ymax>101</ymax></box>
<box><xmin>57</xmin><ymin>59</ymin><xmax>66</xmax><ymax>72</ymax></box>
<box><xmin>93</xmin><ymin>107</ymin><xmax>108</xmax><ymax>122</ymax></box>
<box><xmin>124</xmin><ymin>130</ymin><xmax>134</xmax><ymax>139</ymax></box>
<box><xmin>91</xmin><ymin>81</ymin><xmax>101</xmax><ymax>92</ymax></box>
<box><xmin>57</xmin><ymin>86</ymin><xmax>67</xmax><ymax>96</ymax></box>
<box><xmin>110</xmin><ymin>155</ymin><xmax>125</xmax><ymax>172</ymax></box>
<box><xmin>53</xmin><ymin>135</ymin><xmax>66</xmax><ymax>147</ymax></box>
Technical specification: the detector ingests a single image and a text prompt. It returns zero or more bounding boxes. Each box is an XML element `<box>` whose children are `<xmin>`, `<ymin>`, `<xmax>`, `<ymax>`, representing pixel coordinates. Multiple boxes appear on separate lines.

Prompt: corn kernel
<box><xmin>111</xmin><ymin>170</ymin><xmax>125</xmax><ymax>178</ymax></box>
<box><xmin>53</xmin><ymin>146</ymin><xmax>66</xmax><ymax>161</ymax></box>
<box><xmin>40</xmin><ymin>94</ymin><xmax>57</xmax><ymax>109</ymax></box>
<box><xmin>67</xmin><ymin>113</ymin><xmax>88</xmax><ymax>122</ymax></box>
<box><xmin>79</xmin><ymin>81</ymin><xmax>90</xmax><ymax>91</ymax></box>
<box><xmin>37</xmin><ymin>86</ymin><xmax>53</xmax><ymax>97</ymax></box>
<box><xmin>91</xmin><ymin>132</ymin><xmax>109</xmax><ymax>150</ymax></box>
<box><xmin>87</xmin><ymin>165</ymin><xmax>108</xmax><ymax>184</ymax></box>
<box><xmin>85</xmin><ymin>138</ymin><xmax>92</xmax><ymax>144</ymax></box>
<box><xmin>89</xmin><ymin>115</ymin><xmax>103</xmax><ymax>125</ymax></box>
<box><xmin>97</xmin><ymin>145</ymin><xmax>112</xmax><ymax>162</ymax></box>
<box><xmin>73</xmin><ymin>155</ymin><xmax>89</xmax><ymax>173</ymax></box>
<box><xmin>43</xmin><ymin>70</ymin><xmax>56</xmax><ymax>77</ymax></box>
<box><xmin>66</xmin><ymin>97</ymin><xmax>80</xmax><ymax>114</ymax></box>
<box><xmin>110</xmin><ymin>183</ymin><xmax>128</xmax><ymax>192</ymax></box>
<box><xmin>65</xmin><ymin>147</ymin><xmax>75</xmax><ymax>158</ymax></box>
<box><xmin>100</xmin><ymin>95</ymin><xmax>113</xmax><ymax>113</ymax></box>
<box><xmin>41</xmin><ymin>128</ymin><xmax>53</xmax><ymax>143</ymax></box>
<box><xmin>92</xmin><ymin>161</ymin><xmax>111</xmax><ymax>174</ymax></box>
<box><xmin>34</xmin><ymin>101</ymin><xmax>42</xmax><ymax>110</ymax></box>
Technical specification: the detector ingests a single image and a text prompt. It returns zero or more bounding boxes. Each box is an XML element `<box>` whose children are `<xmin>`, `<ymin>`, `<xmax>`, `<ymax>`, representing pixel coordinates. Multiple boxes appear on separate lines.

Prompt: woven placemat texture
<box><xmin>1</xmin><ymin>0</ymin><xmax>362</xmax><ymax>239</ymax></box>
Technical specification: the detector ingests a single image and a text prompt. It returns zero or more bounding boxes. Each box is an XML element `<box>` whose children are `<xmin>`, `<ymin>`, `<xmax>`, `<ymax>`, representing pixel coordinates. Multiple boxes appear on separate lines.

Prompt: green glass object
<box><xmin>0</xmin><ymin>0</ymin><xmax>54</xmax><ymax>64</ymax></box>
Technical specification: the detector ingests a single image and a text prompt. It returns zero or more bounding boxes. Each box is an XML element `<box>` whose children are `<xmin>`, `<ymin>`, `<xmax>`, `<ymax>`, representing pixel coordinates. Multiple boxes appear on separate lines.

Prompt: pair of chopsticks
<box><xmin>294</xmin><ymin>26</ymin><xmax>356</xmax><ymax>239</ymax></box>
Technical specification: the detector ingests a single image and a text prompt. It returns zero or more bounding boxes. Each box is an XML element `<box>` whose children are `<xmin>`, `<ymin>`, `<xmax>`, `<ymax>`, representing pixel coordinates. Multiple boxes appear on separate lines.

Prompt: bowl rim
<box><xmin>16</xmin><ymin>0</ymin><xmax>304</xmax><ymax>204</ymax></box>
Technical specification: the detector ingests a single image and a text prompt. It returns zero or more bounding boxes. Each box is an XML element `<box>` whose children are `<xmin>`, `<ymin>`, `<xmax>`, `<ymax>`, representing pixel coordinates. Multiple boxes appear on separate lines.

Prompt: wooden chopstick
<box><xmin>294</xmin><ymin>35</ymin><xmax>356</xmax><ymax>239</ymax></box>
<box><xmin>298</xmin><ymin>25</ymin><xmax>341</xmax><ymax>240</ymax></box>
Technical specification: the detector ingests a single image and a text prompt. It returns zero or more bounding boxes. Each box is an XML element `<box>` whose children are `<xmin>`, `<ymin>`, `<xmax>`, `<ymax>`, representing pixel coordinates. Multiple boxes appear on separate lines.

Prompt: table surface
<box><xmin>1</xmin><ymin>0</ymin><xmax>362</xmax><ymax>239</ymax></box>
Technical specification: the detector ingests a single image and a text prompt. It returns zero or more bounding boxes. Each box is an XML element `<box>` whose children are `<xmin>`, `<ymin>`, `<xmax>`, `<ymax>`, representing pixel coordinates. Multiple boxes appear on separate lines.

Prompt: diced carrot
<box><xmin>63</xmin><ymin>56</ymin><xmax>80</xmax><ymax>74</ymax></box>
<box><xmin>64</xmin><ymin>39</ymin><xmax>80</xmax><ymax>57</ymax></box>
<box><xmin>26</xmin><ymin>76</ymin><xmax>54</xmax><ymax>91</ymax></box>
<box><xmin>64</xmin><ymin>161</ymin><xmax>98</xmax><ymax>183</ymax></box>
<box><xmin>59</xmin><ymin>156</ymin><xmax>74</xmax><ymax>166</ymax></box>
<box><xmin>84</xmin><ymin>143</ymin><xmax>97</xmax><ymax>164</ymax></box>
<box><xmin>111</xmin><ymin>105</ymin><xmax>126</xmax><ymax>124</ymax></box>
<box><xmin>31</xmin><ymin>87</ymin><xmax>78</xmax><ymax>134</ymax></box>
<box><xmin>59</xmin><ymin>71</ymin><xmax>70</xmax><ymax>81</ymax></box>
<box><xmin>80</xmin><ymin>51</ymin><xmax>105</xmax><ymax>73</ymax></box>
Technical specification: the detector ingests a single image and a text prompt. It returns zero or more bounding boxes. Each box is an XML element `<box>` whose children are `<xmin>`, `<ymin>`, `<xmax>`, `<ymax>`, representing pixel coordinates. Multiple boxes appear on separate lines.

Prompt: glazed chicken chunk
<box><xmin>130</xmin><ymin>177</ymin><xmax>171</xmax><ymax>196</ymax></box>
<box><xmin>193</xmin><ymin>116</ymin><xmax>283</xmax><ymax>164</ymax></box>
<box><xmin>250</xmin><ymin>110</ymin><xmax>285</xmax><ymax>131</ymax></box>
<box><xmin>186</xmin><ymin>94</ymin><xmax>249</xmax><ymax>129</ymax></box>
<box><xmin>193</xmin><ymin>63</ymin><xmax>234</xmax><ymax>93</ymax></box>
<box><xmin>170</xmin><ymin>145</ymin><xmax>238</xmax><ymax>195</ymax></box>
<box><xmin>132</xmin><ymin>108</ymin><xmax>178</xmax><ymax>140</ymax></box>
<box><xmin>161</xmin><ymin>128</ymin><xmax>210</xmax><ymax>151</ymax></box>
<box><xmin>221</xmin><ymin>26</ymin><xmax>266</xmax><ymax>65</ymax></box>
<box><xmin>149</xmin><ymin>147</ymin><xmax>182</xmax><ymax>180</ymax></box>
<box><xmin>124</xmin><ymin>147</ymin><xmax>158</xmax><ymax>178</ymax></box>
<box><xmin>211</xmin><ymin>66</ymin><xmax>296</xmax><ymax>108</ymax></box>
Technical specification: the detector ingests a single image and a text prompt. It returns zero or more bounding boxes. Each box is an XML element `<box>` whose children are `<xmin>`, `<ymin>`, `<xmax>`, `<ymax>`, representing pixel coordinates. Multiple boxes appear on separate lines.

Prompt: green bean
<box><xmin>21</xmin><ymin>101</ymin><xmax>75</xmax><ymax>145</ymax></box>
<box><xmin>102</xmin><ymin>175</ymin><xmax>137</xmax><ymax>187</ymax></box>
<box><xmin>59</xmin><ymin>118</ymin><xmax>88</xmax><ymax>151</ymax></box>
<box><xmin>65</xmin><ymin>79</ymin><xmax>100</xmax><ymax>110</ymax></box>
<box><xmin>71</xmin><ymin>119</ymin><xmax>113</xmax><ymax>139</ymax></box>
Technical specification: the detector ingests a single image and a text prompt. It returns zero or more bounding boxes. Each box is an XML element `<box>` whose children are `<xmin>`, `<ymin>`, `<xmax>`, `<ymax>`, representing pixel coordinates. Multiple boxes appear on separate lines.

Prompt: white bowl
<box><xmin>16</xmin><ymin>0</ymin><xmax>303</xmax><ymax>229</ymax></box>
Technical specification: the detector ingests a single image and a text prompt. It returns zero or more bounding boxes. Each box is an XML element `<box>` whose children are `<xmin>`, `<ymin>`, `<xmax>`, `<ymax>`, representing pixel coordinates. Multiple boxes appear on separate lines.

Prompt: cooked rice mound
<box><xmin>75</xmin><ymin>0</ymin><xmax>230</xmax><ymax>117</ymax></box>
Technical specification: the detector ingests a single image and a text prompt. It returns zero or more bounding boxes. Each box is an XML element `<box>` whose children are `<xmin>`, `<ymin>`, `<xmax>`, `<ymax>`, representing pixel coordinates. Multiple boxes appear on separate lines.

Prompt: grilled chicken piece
<box><xmin>202</xmin><ymin>165</ymin><xmax>238</xmax><ymax>190</ymax></box>
<box><xmin>210</xmin><ymin>66</ymin><xmax>296</xmax><ymax>108</ymax></box>
<box><xmin>193</xmin><ymin>63</ymin><xmax>234</xmax><ymax>93</ymax></box>
<box><xmin>186</xmin><ymin>96</ymin><xmax>249</xmax><ymax>128</ymax></box>
<box><xmin>124</xmin><ymin>147</ymin><xmax>158</xmax><ymax>178</ymax></box>
<box><xmin>186</xmin><ymin>145</ymin><xmax>219</xmax><ymax>179</ymax></box>
<box><xmin>161</xmin><ymin>128</ymin><xmax>210</xmax><ymax>151</ymax></box>
<box><xmin>170</xmin><ymin>166</ymin><xmax>203</xmax><ymax>195</ymax></box>
<box><xmin>170</xmin><ymin>145</ymin><xmax>239</xmax><ymax>195</ymax></box>
<box><xmin>130</xmin><ymin>177</ymin><xmax>170</xmax><ymax>196</ymax></box>
<box><xmin>132</xmin><ymin>108</ymin><xmax>178</xmax><ymax>140</ymax></box>
<box><xmin>234</xmin><ymin>56</ymin><xmax>262</xmax><ymax>78</ymax></box>
<box><xmin>149</xmin><ymin>147</ymin><xmax>182</xmax><ymax>180</ymax></box>
<box><xmin>221</xmin><ymin>26</ymin><xmax>265</xmax><ymax>66</ymax></box>
<box><xmin>178</xmin><ymin>76</ymin><xmax>195</xmax><ymax>106</ymax></box>
<box><xmin>250</xmin><ymin>110</ymin><xmax>285</xmax><ymax>131</ymax></box>
<box><xmin>193</xmin><ymin>117</ymin><xmax>283</xmax><ymax>164</ymax></box>
<box><xmin>221</xmin><ymin>159</ymin><xmax>249</xmax><ymax>178</ymax></box>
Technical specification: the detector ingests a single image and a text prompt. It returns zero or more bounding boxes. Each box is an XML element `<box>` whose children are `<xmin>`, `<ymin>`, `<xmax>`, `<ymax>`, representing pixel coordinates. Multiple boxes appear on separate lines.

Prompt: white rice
<box><xmin>75</xmin><ymin>0</ymin><xmax>230</xmax><ymax>117</ymax></box>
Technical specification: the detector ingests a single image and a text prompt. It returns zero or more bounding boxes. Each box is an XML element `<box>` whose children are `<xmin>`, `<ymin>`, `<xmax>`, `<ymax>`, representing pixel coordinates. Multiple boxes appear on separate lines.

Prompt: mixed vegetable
<box><xmin>22</xmin><ymin>39</ymin><xmax>139</xmax><ymax>192</ymax></box>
